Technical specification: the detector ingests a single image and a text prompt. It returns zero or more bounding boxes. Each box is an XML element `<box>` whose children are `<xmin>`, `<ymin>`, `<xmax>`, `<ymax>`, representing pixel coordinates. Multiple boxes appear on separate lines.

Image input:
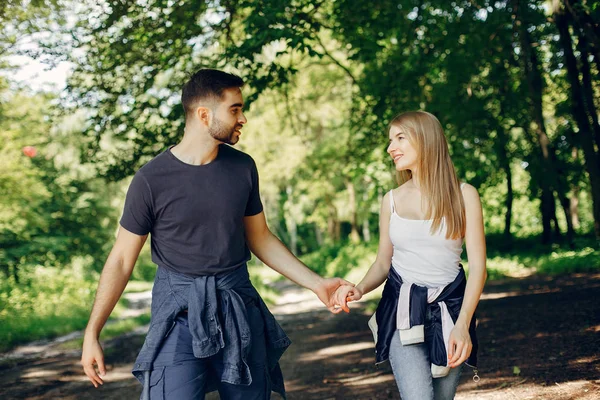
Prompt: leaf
<box><xmin>513</xmin><ymin>366</ymin><xmax>521</xmax><ymax>376</ymax></box>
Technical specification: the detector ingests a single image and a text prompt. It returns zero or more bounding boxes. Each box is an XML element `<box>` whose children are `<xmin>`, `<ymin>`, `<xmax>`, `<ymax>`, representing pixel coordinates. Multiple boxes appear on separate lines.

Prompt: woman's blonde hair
<box><xmin>389</xmin><ymin>111</ymin><xmax>465</xmax><ymax>239</ymax></box>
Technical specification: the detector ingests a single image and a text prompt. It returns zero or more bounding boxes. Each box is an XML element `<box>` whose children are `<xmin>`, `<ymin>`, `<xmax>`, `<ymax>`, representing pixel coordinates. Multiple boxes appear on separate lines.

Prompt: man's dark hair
<box><xmin>181</xmin><ymin>69</ymin><xmax>244</xmax><ymax>120</ymax></box>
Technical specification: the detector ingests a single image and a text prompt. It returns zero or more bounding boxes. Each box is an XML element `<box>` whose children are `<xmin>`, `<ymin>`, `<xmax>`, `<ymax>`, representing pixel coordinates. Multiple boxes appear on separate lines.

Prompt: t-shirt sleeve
<box><xmin>120</xmin><ymin>171</ymin><xmax>154</xmax><ymax>235</ymax></box>
<box><xmin>245</xmin><ymin>159</ymin><xmax>264</xmax><ymax>216</ymax></box>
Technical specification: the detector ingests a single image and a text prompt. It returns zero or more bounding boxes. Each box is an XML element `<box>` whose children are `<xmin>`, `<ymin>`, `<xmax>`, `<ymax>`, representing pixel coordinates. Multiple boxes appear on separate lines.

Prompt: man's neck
<box><xmin>170</xmin><ymin>129</ymin><xmax>222</xmax><ymax>166</ymax></box>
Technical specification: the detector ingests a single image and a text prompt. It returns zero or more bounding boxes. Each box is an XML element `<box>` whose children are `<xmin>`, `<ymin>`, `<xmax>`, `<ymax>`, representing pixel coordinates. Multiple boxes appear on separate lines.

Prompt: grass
<box><xmin>0</xmin><ymin>262</ymin><xmax>279</xmax><ymax>353</ymax></box>
<box><xmin>124</xmin><ymin>280</ymin><xmax>154</xmax><ymax>293</ymax></box>
<box><xmin>483</xmin><ymin>233</ymin><xmax>600</xmax><ymax>279</ymax></box>
<box><xmin>0</xmin><ymin>263</ymin><xmax>153</xmax><ymax>353</ymax></box>
<box><xmin>56</xmin><ymin>312</ymin><xmax>152</xmax><ymax>351</ymax></box>
<box><xmin>299</xmin><ymin>234</ymin><xmax>600</xmax><ymax>285</ymax></box>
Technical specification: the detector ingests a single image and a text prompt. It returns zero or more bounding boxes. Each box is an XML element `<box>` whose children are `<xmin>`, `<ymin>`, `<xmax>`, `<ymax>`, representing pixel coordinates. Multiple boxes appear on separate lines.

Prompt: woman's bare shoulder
<box><xmin>460</xmin><ymin>183</ymin><xmax>481</xmax><ymax>206</ymax></box>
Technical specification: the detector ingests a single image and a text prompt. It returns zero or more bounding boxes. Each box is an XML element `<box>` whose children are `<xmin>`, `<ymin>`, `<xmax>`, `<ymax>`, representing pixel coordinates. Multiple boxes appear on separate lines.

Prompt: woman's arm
<box><xmin>337</xmin><ymin>191</ymin><xmax>395</xmax><ymax>307</ymax></box>
<box><xmin>448</xmin><ymin>183</ymin><xmax>487</xmax><ymax>367</ymax></box>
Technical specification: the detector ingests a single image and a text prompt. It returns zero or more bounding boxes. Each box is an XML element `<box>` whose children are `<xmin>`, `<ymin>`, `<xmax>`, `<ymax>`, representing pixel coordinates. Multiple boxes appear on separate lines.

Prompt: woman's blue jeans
<box><xmin>388</xmin><ymin>330</ymin><xmax>463</xmax><ymax>400</ymax></box>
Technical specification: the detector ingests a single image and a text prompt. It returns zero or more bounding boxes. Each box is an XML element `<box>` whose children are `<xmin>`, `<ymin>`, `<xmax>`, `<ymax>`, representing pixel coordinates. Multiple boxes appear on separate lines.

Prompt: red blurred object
<box><xmin>22</xmin><ymin>146</ymin><xmax>37</xmax><ymax>158</ymax></box>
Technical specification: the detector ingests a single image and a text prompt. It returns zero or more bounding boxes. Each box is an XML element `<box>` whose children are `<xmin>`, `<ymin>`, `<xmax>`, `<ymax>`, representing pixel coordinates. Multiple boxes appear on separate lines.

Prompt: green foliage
<box><xmin>475</xmin><ymin>234</ymin><xmax>600</xmax><ymax>280</ymax></box>
<box><xmin>301</xmin><ymin>240</ymin><xmax>378</xmax><ymax>280</ymax></box>
<box><xmin>300</xmin><ymin>241</ymin><xmax>348</xmax><ymax>276</ymax></box>
<box><xmin>0</xmin><ymin>262</ymin><xmax>96</xmax><ymax>352</ymax></box>
<box><xmin>0</xmin><ymin>91</ymin><xmax>118</xmax><ymax>276</ymax></box>
<box><xmin>130</xmin><ymin>244</ymin><xmax>158</xmax><ymax>282</ymax></box>
<box><xmin>101</xmin><ymin>312</ymin><xmax>151</xmax><ymax>339</ymax></box>
<box><xmin>1</xmin><ymin>0</ymin><xmax>599</xmax><ymax>352</ymax></box>
<box><xmin>57</xmin><ymin>0</ymin><xmax>600</xmax><ymax>251</ymax></box>
<box><xmin>55</xmin><ymin>312</ymin><xmax>152</xmax><ymax>351</ymax></box>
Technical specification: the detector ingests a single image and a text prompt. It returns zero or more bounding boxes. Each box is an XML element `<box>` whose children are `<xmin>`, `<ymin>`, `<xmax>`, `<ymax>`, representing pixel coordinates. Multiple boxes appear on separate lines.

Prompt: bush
<box><xmin>0</xmin><ymin>260</ymin><xmax>97</xmax><ymax>352</ymax></box>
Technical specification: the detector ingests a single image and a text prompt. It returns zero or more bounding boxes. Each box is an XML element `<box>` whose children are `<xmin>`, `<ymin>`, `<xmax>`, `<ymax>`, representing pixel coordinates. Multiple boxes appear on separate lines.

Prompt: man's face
<box><xmin>209</xmin><ymin>88</ymin><xmax>247</xmax><ymax>145</ymax></box>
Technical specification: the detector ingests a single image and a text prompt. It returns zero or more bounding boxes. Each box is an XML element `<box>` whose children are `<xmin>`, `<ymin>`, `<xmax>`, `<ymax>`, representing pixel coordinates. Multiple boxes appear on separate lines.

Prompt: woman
<box><xmin>335</xmin><ymin>111</ymin><xmax>486</xmax><ymax>400</ymax></box>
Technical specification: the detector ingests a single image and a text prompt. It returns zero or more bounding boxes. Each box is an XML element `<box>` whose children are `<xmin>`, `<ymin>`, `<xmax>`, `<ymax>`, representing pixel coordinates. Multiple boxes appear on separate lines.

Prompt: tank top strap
<box><xmin>389</xmin><ymin>190</ymin><xmax>395</xmax><ymax>213</ymax></box>
<box><xmin>460</xmin><ymin>182</ymin><xmax>466</xmax><ymax>190</ymax></box>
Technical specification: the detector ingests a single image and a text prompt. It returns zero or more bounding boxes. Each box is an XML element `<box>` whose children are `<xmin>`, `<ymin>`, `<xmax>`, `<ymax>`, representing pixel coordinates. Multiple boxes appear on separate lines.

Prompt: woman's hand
<box><xmin>334</xmin><ymin>285</ymin><xmax>364</xmax><ymax>312</ymax></box>
<box><xmin>448</xmin><ymin>322</ymin><xmax>472</xmax><ymax>368</ymax></box>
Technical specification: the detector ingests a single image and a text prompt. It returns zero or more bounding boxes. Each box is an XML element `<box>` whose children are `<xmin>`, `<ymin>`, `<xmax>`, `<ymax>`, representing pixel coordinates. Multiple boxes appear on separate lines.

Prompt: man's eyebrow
<box><xmin>229</xmin><ymin>103</ymin><xmax>244</xmax><ymax>108</ymax></box>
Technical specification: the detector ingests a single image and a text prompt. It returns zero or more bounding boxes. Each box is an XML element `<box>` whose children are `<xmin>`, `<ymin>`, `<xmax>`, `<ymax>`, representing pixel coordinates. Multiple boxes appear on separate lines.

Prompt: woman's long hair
<box><xmin>389</xmin><ymin>111</ymin><xmax>465</xmax><ymax>239</ymax></box>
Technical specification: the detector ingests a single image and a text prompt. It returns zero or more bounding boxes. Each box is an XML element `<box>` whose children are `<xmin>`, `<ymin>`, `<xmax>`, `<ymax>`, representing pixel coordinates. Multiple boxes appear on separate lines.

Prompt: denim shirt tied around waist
<box><xmin>373</xmin><ymin>266</ymin><xmax>478</xmax><ymax>369</ymax></box>
<box><xmin>132</xmin><ymin>264</ymin><xmax>291</xmax><ymax>398</ymax></box>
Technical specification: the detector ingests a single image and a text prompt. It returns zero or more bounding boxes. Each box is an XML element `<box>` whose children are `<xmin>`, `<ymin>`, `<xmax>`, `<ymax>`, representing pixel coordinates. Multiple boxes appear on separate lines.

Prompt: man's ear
<box><xmin>195</xmin><ymin>106</ymin><xmax>212</xmax><ymax>126</ymax></box>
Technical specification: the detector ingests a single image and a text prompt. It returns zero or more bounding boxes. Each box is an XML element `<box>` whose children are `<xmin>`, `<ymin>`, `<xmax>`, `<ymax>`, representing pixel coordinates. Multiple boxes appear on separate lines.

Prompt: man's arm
<box><xmin>244</xmin><ymin>211</ymin><xmax>352</xmax><ymax>313</ymax></box>
<box><xmin>81</xmin><ymin>226</ymin><xmax>148</xmax><ymax>387</ymax></box>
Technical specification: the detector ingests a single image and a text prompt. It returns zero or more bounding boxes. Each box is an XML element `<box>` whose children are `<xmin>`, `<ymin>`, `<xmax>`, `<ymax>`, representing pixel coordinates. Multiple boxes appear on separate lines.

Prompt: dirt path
<box><xmin>1</xmin><ymin>272</ymin><xmax>599</xmax><ymax>399</ymax></box>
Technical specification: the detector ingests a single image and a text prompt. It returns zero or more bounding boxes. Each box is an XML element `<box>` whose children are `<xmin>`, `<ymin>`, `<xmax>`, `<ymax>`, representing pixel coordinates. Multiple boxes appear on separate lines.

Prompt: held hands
<box><xmin>333</xmin><ymin>284</ymin><xmax>364</xmax><ymax>313</ymax></box>
<box><xmin>448</xmin><ymin>322</ymin><xmax>472</xmax><ymax>368</ymax></box>
<box><xmin>313</xmin><ymin>277</ymin><xmax>355</xmax><ymax>314</ymax></box>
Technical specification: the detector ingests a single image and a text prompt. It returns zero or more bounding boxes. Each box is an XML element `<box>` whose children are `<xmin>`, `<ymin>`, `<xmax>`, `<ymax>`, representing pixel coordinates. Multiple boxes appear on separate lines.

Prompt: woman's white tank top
<box><xmin>388</xmin><ymin>186</ymin><xmax>464</xmax><ymax>288</ymax></box>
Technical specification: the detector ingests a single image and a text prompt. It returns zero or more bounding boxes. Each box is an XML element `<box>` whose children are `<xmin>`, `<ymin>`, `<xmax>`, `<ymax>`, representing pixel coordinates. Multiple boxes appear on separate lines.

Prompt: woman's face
<box><xmin>387</xmin><ymin>125</ymin><xmax>418</xmax><ymax>171</ymax></box>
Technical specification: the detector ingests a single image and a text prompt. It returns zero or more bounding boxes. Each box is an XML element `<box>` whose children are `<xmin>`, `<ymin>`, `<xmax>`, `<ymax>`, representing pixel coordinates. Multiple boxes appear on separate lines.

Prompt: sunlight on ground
<box><xmin>480</xmin><ymin>286</ymin><xmax>561</xmax><ymax>300</ymax></box>
<box><xmin>73</xmin><ymin>364</ymin><xmax>136</xmax><ymax>383</ymax></box>
<box><xmin>22</xmin><ymin>369</ymin><xmax>58</xmax><ymax>379</ymax></box>
<box><xmin>102</xmin><ymin>366</ymin><xmax>138</xmax><ymax>382</ymax></box>
<box><xmin>20</xmin><ymin>362</ymin><xmax>136</xmax><ymax>384</ymax></box>
<box><xmin>299</xmin><ymin>341</ymin><xmax>374</xmax><ymax>362</ymax></box>
<box><xmin>568</xmin><ymin>355</ymin><xmax>599</xmax><ymax>365</ymax></box>
<box><xmin>337</xmin><ymin>371</ymin><xmax>395</xmax><ymax>386</ymax></box>
<box><xmin>457</xmin><ymin>379</ymin><xmax>600</xmax><ymax>400</ymax></box>
<box><xmin>584</xmin><ymin>324</ymin><xmax>600</xmax><ymax>333</ymax></box>
<box><xmin>484</xmin><ymin>257</ymin><xmax>536</xmax><ymax>279</ymax></box>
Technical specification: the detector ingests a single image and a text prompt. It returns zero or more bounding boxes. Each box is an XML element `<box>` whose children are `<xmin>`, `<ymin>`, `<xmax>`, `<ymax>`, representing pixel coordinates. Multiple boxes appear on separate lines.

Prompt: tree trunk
<box><xmin>564</xmin><ymin>0</ymin><xmax>600</xmax><ymax>66</ymax></box>
<box><xmin>327</xmin><ymin>203</ymin><xmax>340</xmax><ymax>242</ymax></box>
<box><xmin>346</xmin><ymin>180</ymin><xmax>361</xmax><ymax>243</ymax></box>
<box><xmin>495</xmin><ymin>123</ymin><xmax>514</xmax><ymax>242</ymax></box>
<box><xmin>551</xmin><ymin>205</ymin><xmax>562</xmax><ymax>240</ymax></box>
<box><xmin>540</xmin><ymin>190</ymin><xmax>554</xmax><ymax>243</ymax></box>
<box><xmin>555</xmin><ymin>7</ymin><xmax>600</xmax><ymax>239</ymax></box>
<box><xmin>570</xmin><ymin>148</ymin><xmax>581</xmax><ymax>230</ymax></box>
<box><xmin>362</xmin><ymin>218</ymin><xmax>371</xmax><ymax>242</ymax></box>
<box><xmin>315</xmin><ymin>225</ymin><xmax>324</xmax><ymax>246</ymax></box>
<box><xmin>570</xmin><ymin>190</ymin><xmax>580</xmax><ymax>229</ymax></box>
<box><xmin>513</xmin><ymin>0</ymin><xmax>560</xmax><ymax>243</ymax></box>
<box><xmin>503</xmin><ymin>157</ymin><xmax>514</xmax><ymax>241</ymax></box>
<box><xmin>362</xmin><ymin>191</ymin><xmax>371</xmax><ymax>242</ymax></box>
<box><xmin>285</xmin><ymin>186</ymin><xmax>298</xmax><ymax>254</ymax></box>
<box><xmin>576</xmin><ymin>35</ymin><xmax>600</xmax><ymax>153</ymax></box>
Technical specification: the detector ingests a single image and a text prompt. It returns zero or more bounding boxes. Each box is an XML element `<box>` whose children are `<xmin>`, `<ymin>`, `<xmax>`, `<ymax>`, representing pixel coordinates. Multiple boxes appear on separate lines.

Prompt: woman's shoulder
<box><xmin>460</xmin><ymin>183</ymin><xmax>481</xmax><ymax>206</ymax></box>
<box><xmin>459</xmin><ymin>182</ymin><xmax>477</xmax><ymax>193</ymax></box>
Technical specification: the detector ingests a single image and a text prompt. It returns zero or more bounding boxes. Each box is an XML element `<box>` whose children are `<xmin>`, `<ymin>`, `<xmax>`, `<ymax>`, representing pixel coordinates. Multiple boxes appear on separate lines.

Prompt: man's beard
<box><xmin>209</xmin><ymin>117</ymin><xmax>239</xmax><ymax>145</ymax></box>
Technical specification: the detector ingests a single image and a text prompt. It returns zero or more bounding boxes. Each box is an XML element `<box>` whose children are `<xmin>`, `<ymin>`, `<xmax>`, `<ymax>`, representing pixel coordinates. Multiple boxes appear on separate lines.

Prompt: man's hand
<box><xmin>80</xmin><ymin>227</ymin><xmax>146</xmax><ymax>387</ymax></box>
<box><xmin>81</xmin><ymin>335</ymin><xmax>106</xmax><ymax>387</ymax></box>
<box><xmin>312</xmin><ymin>277</ymin><xmax>355</xmax><ymax>313</ymax></box>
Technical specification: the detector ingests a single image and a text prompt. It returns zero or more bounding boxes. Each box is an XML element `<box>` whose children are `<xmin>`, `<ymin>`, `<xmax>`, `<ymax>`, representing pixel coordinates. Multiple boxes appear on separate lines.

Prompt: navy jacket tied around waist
<box><xmin>374</xmin><ymin>266</ymin><xmax>478</xmax><ymax>368</ymax></box>
<box><xmin>133</xmin><ymin>265</ymin><xmax>291</xmax><ymax>398</ymax></box>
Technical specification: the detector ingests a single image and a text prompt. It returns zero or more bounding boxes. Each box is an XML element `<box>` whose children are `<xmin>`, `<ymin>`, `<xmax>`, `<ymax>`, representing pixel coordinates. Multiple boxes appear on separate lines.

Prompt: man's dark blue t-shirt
<box><xmin>120</xmin><ymin>144</ymin><xmax>263</xmax><ymax>276</ymax></box>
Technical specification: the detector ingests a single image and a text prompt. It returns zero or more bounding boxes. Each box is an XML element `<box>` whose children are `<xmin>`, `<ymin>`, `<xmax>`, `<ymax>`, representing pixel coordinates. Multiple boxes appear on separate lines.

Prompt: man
<box><xmin>81</xmin><ymin>69</ymin><xmax>352</xmax><ymax>399</ymax></box>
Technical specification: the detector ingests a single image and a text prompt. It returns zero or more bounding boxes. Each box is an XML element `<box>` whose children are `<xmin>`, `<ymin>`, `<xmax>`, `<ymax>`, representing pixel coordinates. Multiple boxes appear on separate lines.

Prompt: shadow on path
<box><xmin>0</xmin><ymin>273</ymin><xmax>599</xmax><ymax>399</ymax></box>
